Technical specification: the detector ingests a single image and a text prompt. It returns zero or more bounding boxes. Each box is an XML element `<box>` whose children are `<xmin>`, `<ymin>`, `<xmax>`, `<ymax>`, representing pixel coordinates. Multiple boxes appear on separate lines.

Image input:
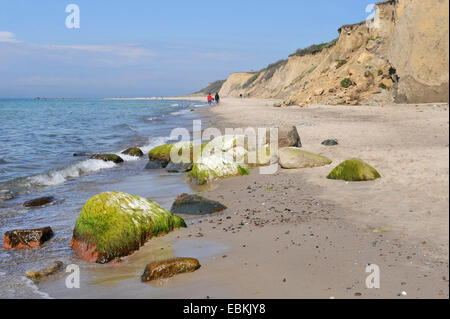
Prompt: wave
<box><xmin>0</xmin><ymin>136</ymin><xmax>170</xmax><ymax>193</ymax></box>
<box><xmin>170</xmin><ymin>109</ymin><xmax>192</xmax><ymax>116</ymax></box>
<box><xmin>21</xmin><ymin>276</ymin><xmax>53</xmax><ymax>299</ymax></box>
<box><xmin>24</xmin><ymin>159</ymin><xmax>117</xmax><ymax>187</ymax></box>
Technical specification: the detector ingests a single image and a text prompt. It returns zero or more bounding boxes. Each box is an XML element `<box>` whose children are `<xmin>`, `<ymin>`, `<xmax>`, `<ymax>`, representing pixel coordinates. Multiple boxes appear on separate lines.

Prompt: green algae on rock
<box><xmin>25</xmin><ymin>261</ymin><xmax>64</xmax><ymax>280</ymax></box>
<box><xmin>278</xmin><ymin>147</ymin><xmax>332</xmax><ymax>169</ymax></box>
<box><xmin>90</xmin><ymin>154</ymin><xmax>124</xmax><ymax>163</ymax></box>
<box><xmin>148</xmin><ymin>144</ymin><xmax>175</xmax><ymax>162</ymax></box>
<box><xmin>326</xmin><ymin>158</ymin><xmax>381</xmax><ymax>181</ymax></box>
<box><xmin>70</xmin><ymin>192</ymin><xmax>186</xmax><ymax>263</ymax></box>
<box><xmin>188</xmin><ymin>135</ymin><xmax>252</xmax><ymax>185</ymax></box>
<box><xmin>122</xmin><ymin>147</ymin><xmax>144</xmax><ymax>157</ymax></box>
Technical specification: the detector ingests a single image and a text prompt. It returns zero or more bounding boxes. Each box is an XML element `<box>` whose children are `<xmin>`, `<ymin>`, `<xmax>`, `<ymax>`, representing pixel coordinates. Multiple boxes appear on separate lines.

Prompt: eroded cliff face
<box><xmin>217</xmin><ymin>0</ymin><xmax>449</xmax><ymax>105</ymax></box>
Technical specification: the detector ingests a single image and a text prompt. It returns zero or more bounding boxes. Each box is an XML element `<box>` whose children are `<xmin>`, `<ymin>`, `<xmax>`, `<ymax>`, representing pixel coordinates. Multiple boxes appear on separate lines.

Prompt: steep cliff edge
<box><xmin>213</xmin><ymin>0</ymin><xmax>448</xmax><ymax>105</ymax></box>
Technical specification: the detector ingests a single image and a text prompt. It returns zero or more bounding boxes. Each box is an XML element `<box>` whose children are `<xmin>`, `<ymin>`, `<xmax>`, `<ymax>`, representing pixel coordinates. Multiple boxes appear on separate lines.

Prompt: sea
<box><xmin>0</xmin><ymin>98</ymin><xmax>228</xmax><ymax>298</ymax></box>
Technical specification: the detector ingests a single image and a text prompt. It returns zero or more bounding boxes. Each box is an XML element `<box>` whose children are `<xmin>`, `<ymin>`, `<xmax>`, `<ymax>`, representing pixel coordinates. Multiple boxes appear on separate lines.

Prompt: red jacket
<box><xmin>207</xmin><ymin>94</ymin><xmax>213</xmax><ymax>101</ymax></box>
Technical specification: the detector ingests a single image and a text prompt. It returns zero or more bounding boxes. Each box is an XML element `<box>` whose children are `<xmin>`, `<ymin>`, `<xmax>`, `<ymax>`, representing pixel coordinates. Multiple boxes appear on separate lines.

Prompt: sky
<box><xmin>0</xmin><ymin>0</ymin><xmax>375</xmax><ymax>98</ymax></box>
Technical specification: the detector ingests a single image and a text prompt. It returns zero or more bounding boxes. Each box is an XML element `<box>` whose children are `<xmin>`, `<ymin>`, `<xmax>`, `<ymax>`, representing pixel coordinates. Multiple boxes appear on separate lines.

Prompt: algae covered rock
<box><xmin>25</xmin><ymin>261</ymin><xmax>64</xmax><ymax>280</ymax></box>
<box><xmin>147</xmin><ymin>142</ymin><xmax>195</xmax><ymax>169</ymax></box>
<box><xmin>170</xmin><ymin>193</ymin><xmax>227</xmax><ymax>215</ymax></box>
<box><xmin>278</xmin><ymin>147</ymin><xmax>332</xmax><ymax>169</ymax></box>
<box><xmin>188</xmin><ymin>135</ymin><xmax>251</xmax><ymax>185</ymax></box>
<box><xmin>327</xmin><ymin>158</ymin><xmax>381</xmax><ymax>181</ymax></box>
<box><xmin>141</xmin><ymin>257</ymin><xmax>201</xmax><ymax>282</ymax></box>
<box><xmin>90</xmin><ymin>154</ymin><xmax>124</xmax><ymax>163</ymax></box>
<box><xmin>122</xmin><ymin>147</ymin><xmax>144</xmax><ymax>157</ymax></box>
<box><xmin>148</xmin><ymin>143</ymin><xmax>176</xmax><ymax>162</ymax></box>
<box><xmin>70</xmin><ymin>192</ymin><xmax>186</xmax><ymax>263</ymax></box>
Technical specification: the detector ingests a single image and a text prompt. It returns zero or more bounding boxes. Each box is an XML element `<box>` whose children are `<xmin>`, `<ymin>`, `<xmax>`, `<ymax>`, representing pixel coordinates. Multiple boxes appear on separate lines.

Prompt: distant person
<box><xmin>215</xmin><ymin>92</ymin><xmax>220</xmax><ymax>104</ymax></box>
<box><xmin>239</xmin><ymin>93</ymin><xmax>243</xmax><ymax>99</ymax></box>
<box><xmin>207</xmin><ymin>93</ymin><xmax>213</xmax><ymax>105</ymax></box>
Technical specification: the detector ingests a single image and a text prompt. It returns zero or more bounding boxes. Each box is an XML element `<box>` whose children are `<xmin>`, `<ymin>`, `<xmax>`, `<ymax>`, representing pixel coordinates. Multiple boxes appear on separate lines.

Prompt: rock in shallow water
<box><xmin>70</xmin><ymin>192</ymin><xmax>186</xmax><ymax>264</ymax></box>
<box><xmin>122</xmin><ymin>147</ymin><xmax>144</xmax><ymax>157</ymax></box>
<box><xmin>23</xmin><ymin>196</ymin><xmax>54</xmax><ymax>207</ymax></box>
<box><xmin>166</xmin><ymin>161</ymin><xmax>193</xmax><ymax>173</ymax></box>
<box><xmin>170</xmin><ymin>193</ymin><xmax>227</xmax><ymax>215</ymax></box>
<box><xmin>141</xmin><ymin>257</ymin><xmax>201</xmax><ymax>282</ymax></box>
<box><xmin>278</xmin><ymin>147</ymin><xmax>332</xmax><ymax>169</ymax></box>
<box><xmin>90</xmin><ymin>154</ymin><xmax>124</xmax><ymax>163</ymax></box>
<box><xmin>25</xmin><ymin>261</ymin><xmax>64</xmax><ymax>280</ymax></box>
<box><xmin>327</xmin><ymin>158</ymin><xmax>381</xmax><ymax>181</ymax></box>
<box><xmin>3</xmin><ymin>227</ymin><xmax>54</xmax><ymax>249</ymax></box>
<box><xmin>145</xmin><ymin>159</ymin><xmax>169</xmax><ymax>169</ymax></box>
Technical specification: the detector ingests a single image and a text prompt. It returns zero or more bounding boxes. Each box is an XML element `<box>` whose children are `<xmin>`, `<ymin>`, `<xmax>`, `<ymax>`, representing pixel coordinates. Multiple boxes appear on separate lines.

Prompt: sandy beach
<box><xmin>143</xmin><ymin>97</ymin><xmax>449</xmax><ymax>299</ymax></box>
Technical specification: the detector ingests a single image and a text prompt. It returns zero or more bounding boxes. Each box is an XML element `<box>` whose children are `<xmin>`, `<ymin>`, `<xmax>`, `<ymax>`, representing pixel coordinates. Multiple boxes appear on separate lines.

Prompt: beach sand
<box><xmin>153</xmin><ymin>97</ymin><xmax>448</xmax><ymax>299</ymax></box>
<box><xmin>39</xmin><ymin>97</ymin><xmax>449</xmax><ymax>299</ymax></box>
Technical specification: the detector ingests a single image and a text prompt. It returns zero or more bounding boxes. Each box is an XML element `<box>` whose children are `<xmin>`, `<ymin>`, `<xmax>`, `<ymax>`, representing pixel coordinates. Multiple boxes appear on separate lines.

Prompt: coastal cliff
<box><xmin>210</xmin><ymin>0</ymin><xmax>449</xmax><ymax>105</ymax></box>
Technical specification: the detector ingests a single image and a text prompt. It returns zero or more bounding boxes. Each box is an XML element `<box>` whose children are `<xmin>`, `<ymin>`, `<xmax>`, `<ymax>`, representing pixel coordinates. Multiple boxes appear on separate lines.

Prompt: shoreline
<box><xmin>32</xmin><ymin>98</ymin><xmax>450</xmax><ymax>298</ymax></box>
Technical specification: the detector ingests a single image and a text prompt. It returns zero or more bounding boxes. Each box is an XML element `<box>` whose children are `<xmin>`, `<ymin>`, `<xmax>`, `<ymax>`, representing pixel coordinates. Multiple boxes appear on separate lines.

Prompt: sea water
<box><xmin>0</xmin><ymin>98</ymin><xmax>219</xmax><ymax>298</ymax></box>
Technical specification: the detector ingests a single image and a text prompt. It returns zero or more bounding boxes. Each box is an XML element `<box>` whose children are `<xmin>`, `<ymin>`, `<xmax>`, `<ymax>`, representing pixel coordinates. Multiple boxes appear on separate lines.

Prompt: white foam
<box><xmin>170</xmin><ymin>109</ymin><xmax>191</xmax><ymax>116</ymax></box>
<box><xmin>170</xmin><ymin>103</ymin><xmax>179</xmax><ymax>107</ymax></box>
<box><xmin>140</xmin><ymin>136</ymin><xmax>169</xmax><ymax>154</ymax></box>
<box><xmin>26</xmin><ymin>159</ymin><xmax>117</xmax><ymax>187</ymax></box>
<box><xmin>21</xmin><ymin>276</ymin><xmax>53</xmax><ymax>299</ymax></box>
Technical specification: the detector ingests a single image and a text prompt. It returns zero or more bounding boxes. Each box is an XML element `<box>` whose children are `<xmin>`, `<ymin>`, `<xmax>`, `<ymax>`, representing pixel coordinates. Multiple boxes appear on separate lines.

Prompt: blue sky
<box><xmin>0</xmin><ymin>0</ymin><xmax>375</xmax><ymax>98</ymax></box>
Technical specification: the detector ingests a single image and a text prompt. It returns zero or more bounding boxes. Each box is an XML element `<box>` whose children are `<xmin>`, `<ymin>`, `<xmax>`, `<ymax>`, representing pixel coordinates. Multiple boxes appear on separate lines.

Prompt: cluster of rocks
<box><xmin>88</xmin><ymin>147</ymin><xmax>145</xmax><ymax>164</ymax></box>
<box><xmin>143</xmin><ymin>125</ymin><xmax>380</xmax><ymax>183</ymax></box>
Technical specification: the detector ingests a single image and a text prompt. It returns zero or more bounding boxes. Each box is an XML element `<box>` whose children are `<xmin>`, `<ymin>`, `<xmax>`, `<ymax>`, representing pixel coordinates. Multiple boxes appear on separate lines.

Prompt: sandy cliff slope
<box><xmin>216</xmin><ymin>0</ymin><xmax>449</xmax><ymax>105</ymax></box>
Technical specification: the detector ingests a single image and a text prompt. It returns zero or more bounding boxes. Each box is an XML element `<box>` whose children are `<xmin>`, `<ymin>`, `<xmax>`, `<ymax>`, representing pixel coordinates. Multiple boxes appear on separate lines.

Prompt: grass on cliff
<box><xmin>289</xmin><ymin>39</ymin><xmax>338</xmax><ymax>57</ymax></box>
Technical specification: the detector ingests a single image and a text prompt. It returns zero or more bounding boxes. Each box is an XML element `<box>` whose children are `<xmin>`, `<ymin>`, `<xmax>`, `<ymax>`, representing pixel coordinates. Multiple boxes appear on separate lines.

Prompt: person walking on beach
<box><xmin>207</xmin><ymin>93</ymin><xmax>213</xmax><ymax>105</ymax></box>
<box><xmin>214</xmin><ymin>92</ymin><xmax>220</xmax><ymax>105</ymax></box>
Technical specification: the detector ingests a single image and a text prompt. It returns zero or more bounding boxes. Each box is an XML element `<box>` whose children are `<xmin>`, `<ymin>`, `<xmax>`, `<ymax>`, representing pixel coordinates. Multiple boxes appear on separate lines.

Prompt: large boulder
<box><xmin>170</xmin><ymin>193</ymin><xmax>227</xmax><ymax>215</ymax></box>
<box><xmin>188</xmin><ymin>135</ymin><xmax>250</xmax><ymax>185</ymax></box>
<box><xmin>3</xmin><ymin>227</ymin><xmax>54</xmax><ymax>249</ymax></box>
<box><xmin>70</xmin><ymin>192</ymin><xmax>186</xmax><ymax>264</ymax></box>
<box><xmin>147</xmin><ymin>142</ymin><xmax>197</xmax><ymax>170</ymax></box>
<box><xmin>148</xmin><ymin>143</ymin><xmax>176</xmax><ymax>162</ymax></box>
<box><xmin>278</xmin><ymin>147</ymin><xmax>332</xmax><ymax>169</ymax></box>
<box><xmin>327</xmin><ymin>158</ymin><xmax>381</xmax><ymax>181</ymax></box>
<box><xmin>90</xmin><ymin>154</ymin><xmax>124</xmax><ymax>163</ymax></box>
<box><xmin>141</xmin><ymin>257</ymin><xmax>201</xmax><ymax>282</ymax></box>
<box><xmin>267</xmin><ymin>125</ymin><xmax>301</xmax><ymax>148</ymax></box>
<box><xmin>122</xmin><ymin>147</ymin><xmax>144</xmax><ymax>157</ymax></box>
<box><xmin>23</xmin><ymin>196</ymin><xmax>54</xmax><ymax>207</ymax></box>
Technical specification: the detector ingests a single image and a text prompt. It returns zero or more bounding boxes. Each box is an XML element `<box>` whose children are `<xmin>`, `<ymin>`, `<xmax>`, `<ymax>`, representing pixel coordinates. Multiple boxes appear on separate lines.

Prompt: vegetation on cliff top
<box><xmin>289</xmin><ymin>38</ymin><xmax>338</xmax><ymax>57</ymax></box>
